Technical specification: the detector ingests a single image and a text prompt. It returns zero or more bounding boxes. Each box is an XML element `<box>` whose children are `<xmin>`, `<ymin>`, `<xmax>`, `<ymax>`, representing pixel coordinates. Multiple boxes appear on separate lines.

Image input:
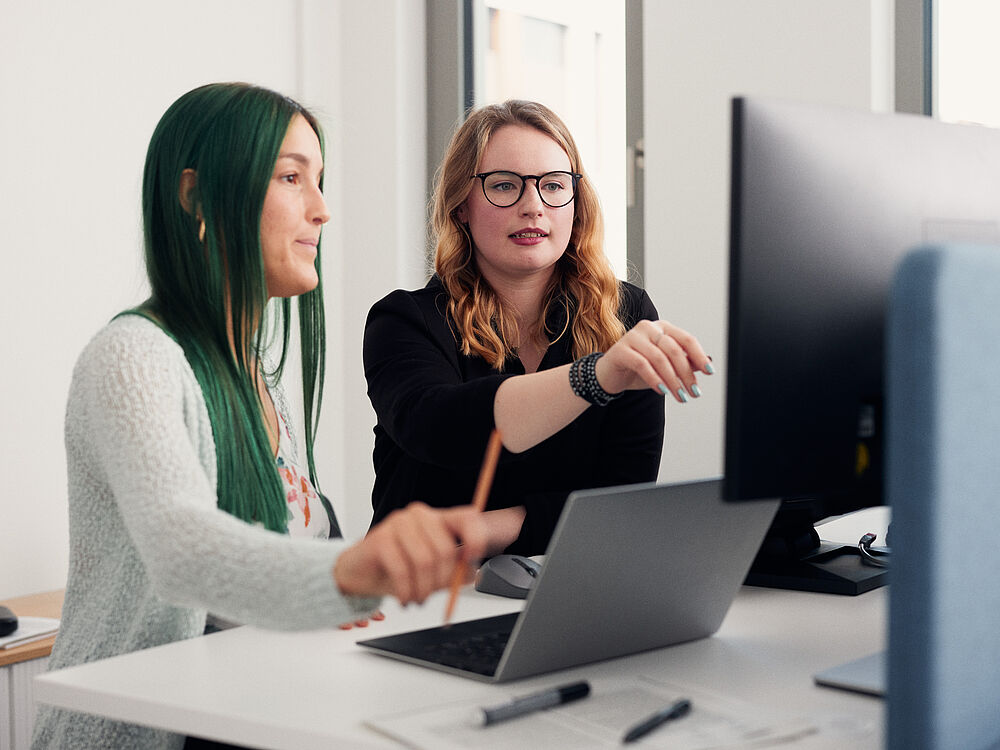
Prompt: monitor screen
<box><xmin>725</xmin><ymin>97</ymin><xmax>1000</xmax><ymax>594</ymax></box>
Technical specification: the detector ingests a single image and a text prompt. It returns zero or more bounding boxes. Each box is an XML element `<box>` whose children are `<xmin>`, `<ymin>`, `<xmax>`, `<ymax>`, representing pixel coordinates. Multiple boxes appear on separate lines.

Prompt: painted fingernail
<box><xmin>704</xmin><ymin>361</ymin><xmax>716</xmax><ymax>375</ymax></box>
<box><xmin>691</xmin><ymin>384</ymin><xmax>702</xmax><ymax>398</ymax></box>
<box><xmin>677</xmin><ymin>388</ymin><xmax>689</xmax><ymax>403</ymax></box>
<box><xmin>657</xmin><ymin>383</ymin><xmax>669</xmax><ymax>395</ymax></box>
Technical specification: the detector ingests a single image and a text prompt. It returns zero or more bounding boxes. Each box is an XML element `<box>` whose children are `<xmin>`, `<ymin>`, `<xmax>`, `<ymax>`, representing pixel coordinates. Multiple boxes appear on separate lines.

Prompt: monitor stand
<box><xmin>814</xmin><ymin>650</ymin><xmax>886</xmax><ymax>697</ymax></box>
<box><xmin>744</xmin><ymin>523</ymin><xmax>888</xmax><ymax>596</ymax></box>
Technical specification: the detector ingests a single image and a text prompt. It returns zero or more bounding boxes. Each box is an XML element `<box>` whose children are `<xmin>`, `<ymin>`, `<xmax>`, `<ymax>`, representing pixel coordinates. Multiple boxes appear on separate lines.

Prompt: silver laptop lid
<box><xmin>495</xmin><ymin>479</ymin><xmax>779</xmax><ymax>680</ymax></box>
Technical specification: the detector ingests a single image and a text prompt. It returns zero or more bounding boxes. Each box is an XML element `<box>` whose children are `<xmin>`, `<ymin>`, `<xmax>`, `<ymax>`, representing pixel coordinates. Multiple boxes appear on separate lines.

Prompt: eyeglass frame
<box><xmin>470</xmin><ymin>170</ymin><xmax>583</xmax><ymax>209</ymax></box>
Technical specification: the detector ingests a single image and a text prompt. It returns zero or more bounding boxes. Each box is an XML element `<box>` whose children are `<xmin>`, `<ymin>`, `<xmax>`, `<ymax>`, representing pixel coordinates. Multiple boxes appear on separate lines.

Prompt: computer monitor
<box><xmin>725</xmin><ymin>96</ymin><xmax>1000</xmax><ymax>594</ymax></box>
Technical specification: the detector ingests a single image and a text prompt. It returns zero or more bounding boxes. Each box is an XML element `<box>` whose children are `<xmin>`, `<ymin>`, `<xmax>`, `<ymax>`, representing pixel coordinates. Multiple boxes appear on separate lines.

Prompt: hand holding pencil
<box><xmin>443</xmin><ymin>429</ymin><xmax>504</xmax><ymax>623</ymax></box>
<box><xmin>332</xmin><ymin>435</ymin><xmax>499</xmax><ymax>606</ymax></box>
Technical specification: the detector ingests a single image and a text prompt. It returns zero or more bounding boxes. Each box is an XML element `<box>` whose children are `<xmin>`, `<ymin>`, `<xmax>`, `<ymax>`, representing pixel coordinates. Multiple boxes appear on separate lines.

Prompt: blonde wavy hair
<box><xmin>432</xmin><ymin>100</ymin><xmax>625</xmax><ymax>371</ymax></box>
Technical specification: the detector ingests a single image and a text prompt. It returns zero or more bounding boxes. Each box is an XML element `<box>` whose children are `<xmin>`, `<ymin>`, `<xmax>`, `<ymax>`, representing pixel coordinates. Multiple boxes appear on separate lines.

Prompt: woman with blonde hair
<box><xmin>364</xmin><ymin>100</ymin><xmax>712</xmax><ymax>556</ymax></box>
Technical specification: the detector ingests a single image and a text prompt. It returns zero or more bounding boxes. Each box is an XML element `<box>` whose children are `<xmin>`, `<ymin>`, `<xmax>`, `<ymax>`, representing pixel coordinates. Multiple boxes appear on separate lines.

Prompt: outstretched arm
<box><xmin>495</xmin><ymin>319</ymin><xmax>712</xmax><ymax>453</ymax></box>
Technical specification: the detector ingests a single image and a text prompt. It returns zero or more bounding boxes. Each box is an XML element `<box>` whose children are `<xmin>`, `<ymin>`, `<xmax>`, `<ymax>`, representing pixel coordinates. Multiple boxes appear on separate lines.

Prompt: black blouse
<box><xmin>363</xmin><ymin>276</ymin><xmax>665</xmax><ymax>555</ymax></box>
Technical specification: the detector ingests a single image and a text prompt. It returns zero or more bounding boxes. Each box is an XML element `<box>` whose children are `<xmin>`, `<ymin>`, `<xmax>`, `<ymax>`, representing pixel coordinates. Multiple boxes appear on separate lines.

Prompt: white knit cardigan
<box><xmin>31</xmin><ymin>315</ymin><xmax>379</xmax><ymax>750</ymax></box>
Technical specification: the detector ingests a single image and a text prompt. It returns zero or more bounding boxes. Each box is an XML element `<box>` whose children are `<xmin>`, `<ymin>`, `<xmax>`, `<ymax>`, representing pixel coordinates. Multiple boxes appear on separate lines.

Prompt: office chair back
<box><xmin>887</xmin><ymin>243</ymin><xmax>1000</xmax><ymax>750</ymax></box>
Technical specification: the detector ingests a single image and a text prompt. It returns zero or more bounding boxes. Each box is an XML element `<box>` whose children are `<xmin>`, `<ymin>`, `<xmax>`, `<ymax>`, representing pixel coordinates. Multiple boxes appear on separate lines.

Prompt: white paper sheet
<box><xmin>366</xmin><ymin>675</ymin><xmax>820</xmax><ymax>750</ymax></box>
<box><xmin>0</xmin><ymin>616</ymin><xmax>60</xmax><ymax>649</ymax></box>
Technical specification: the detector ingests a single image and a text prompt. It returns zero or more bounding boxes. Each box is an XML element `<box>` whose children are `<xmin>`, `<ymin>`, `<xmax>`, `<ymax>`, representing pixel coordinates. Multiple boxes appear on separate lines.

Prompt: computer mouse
<box><xmin>475</xmin><ymin>554</ymin><xmax>541</xmax><ymax>599</ymax></box>
<box><xmin>0</xmin><ymin>605</ymin><xmax>18</xmax><ymax>637</ymax></box>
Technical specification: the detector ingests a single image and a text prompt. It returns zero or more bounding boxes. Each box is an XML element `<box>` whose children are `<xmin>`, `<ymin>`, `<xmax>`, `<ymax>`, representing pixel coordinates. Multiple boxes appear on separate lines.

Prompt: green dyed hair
<box><xmin>139</xmin><ymin>82</ymin><xmax>326</xmax><ymax>532</ymax></box>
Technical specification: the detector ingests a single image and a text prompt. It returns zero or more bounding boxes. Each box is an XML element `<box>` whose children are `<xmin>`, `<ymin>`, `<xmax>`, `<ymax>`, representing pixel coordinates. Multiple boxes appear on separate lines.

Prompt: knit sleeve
<box><xmin>76</xmin><ymin>319</ymin><xmax>379</xmax><ymax>629</ymax></box>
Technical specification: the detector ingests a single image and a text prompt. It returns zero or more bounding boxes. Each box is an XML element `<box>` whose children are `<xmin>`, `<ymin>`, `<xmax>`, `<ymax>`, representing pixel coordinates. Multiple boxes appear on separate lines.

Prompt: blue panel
<box><xmin>887</xmin><ymin>244</ymin><xmax>1000</xmax><ymax>750</ymax></box>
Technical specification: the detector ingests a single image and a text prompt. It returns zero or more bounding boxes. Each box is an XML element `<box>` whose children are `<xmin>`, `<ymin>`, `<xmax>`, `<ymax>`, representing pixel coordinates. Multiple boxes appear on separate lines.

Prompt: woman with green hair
<box><xmin>31</xmin><ymin>82</ymin><xmax>490</xmax><ymax>750</ymax></box>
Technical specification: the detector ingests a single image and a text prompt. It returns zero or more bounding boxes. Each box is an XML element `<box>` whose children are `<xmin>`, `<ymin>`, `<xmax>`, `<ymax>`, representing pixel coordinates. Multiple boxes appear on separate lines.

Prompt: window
<box><xmin>934</xmin><ymin>0</ymin><xmax>1000</xmax><ymax>127</ymax></box>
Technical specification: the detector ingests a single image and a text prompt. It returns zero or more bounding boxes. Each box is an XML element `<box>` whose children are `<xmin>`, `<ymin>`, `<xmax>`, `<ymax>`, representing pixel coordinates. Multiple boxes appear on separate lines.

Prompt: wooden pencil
<box><xmin>442</xmin><ymin>429</ymin><xmax>503</xmax><ymax>624</ymax></box>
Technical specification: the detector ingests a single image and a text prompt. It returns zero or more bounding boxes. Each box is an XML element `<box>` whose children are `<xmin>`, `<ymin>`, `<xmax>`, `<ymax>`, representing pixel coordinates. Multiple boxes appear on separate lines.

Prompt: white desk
<box><xmin>34</xmin><ymin>509</ymin><xmax>889</xmax><ymax>749</ymax></box>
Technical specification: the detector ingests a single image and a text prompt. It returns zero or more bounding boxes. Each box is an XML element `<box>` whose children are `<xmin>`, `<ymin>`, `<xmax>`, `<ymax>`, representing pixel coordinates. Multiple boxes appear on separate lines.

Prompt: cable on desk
<box><xmin>858</xmin><ymin>532</ymin><xmax>890</xmax><ymax>568</ymax></box>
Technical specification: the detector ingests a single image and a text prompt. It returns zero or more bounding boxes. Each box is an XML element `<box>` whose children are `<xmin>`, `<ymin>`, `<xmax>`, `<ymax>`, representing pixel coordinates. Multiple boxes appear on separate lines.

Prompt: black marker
<box><xmin>622</xmin><ymin>698</ymin><xmax>692</xmax><ymax>743</ymax></box>
<box><xmin>478</xmin><ymin>681</ymin><xmax>590</xmax><ymax>726</ymax></box>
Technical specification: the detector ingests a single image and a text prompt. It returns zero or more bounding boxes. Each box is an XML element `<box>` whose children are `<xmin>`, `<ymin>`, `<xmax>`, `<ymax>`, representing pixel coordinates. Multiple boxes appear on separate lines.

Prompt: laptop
<box><xmin>357</xmin><ymin>479</ymin><xmax>779</xmax><ymax>682</ymax></box>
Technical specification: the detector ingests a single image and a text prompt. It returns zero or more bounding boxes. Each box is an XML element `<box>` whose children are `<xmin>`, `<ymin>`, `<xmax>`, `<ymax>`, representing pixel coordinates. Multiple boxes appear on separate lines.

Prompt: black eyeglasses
<box><xmin>471</xmin><ymin>170</ymin><xmax>582</xmax><ymax>208</ymax></box>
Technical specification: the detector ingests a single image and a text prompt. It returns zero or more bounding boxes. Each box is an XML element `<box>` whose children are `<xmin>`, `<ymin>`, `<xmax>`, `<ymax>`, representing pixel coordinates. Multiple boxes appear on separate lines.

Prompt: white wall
<box><xmin>643</xmin><ymin>0</ymin><xmax>895</xmax><ymax>483</ymax></box>
<box><xmin>1</xmin><ymin>0</ymin><xmax>903</xmax><ymax>599</ymax></box>
<box><xmin>0</xmin><ymin>0</ymin><xmax>425</xmax><ymax>600</ymax></box>
<box><xmin>317</xmin><ymin>1</ymin><xmax>428</xmax><ymax>538</ymax></box>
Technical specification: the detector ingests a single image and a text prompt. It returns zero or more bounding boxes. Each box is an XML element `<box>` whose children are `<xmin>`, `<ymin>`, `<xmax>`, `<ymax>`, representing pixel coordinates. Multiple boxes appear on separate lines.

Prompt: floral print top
<box><xmin>275</xmin><ymin>411</ymin><xmax>332</xmax><ymax>540</ymax></box>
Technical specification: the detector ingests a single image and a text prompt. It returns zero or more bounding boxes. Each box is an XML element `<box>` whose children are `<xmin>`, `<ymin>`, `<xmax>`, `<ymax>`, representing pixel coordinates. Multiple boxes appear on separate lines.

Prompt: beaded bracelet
<box><xmin>569</xmin><ymin>352</ymin><xmax>622</xmax><ymax>407</ymax></box>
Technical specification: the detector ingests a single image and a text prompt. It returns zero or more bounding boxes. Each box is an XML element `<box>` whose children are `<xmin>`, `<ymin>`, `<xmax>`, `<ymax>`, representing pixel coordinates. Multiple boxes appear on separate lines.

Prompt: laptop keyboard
<box><xmin>357</xmin><ymin>611</ymin><xmax>521</xmax><ymax>678</ymax></box>
<box><xmin>419</xmin><ymin>628</ymin><xmax>511</xmax><ymax>676</ymax></box>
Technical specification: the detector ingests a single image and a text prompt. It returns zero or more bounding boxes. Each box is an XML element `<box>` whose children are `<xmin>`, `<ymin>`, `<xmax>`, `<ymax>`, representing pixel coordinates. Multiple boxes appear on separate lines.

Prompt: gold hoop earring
<box><xmin>198</xmin><ymin>219</ymin><xmax>206</xmax><ymax>243</ymax></box>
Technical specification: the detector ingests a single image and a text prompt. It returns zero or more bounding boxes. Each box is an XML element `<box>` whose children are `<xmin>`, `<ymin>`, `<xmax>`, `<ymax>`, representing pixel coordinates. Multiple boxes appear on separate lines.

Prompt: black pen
<box><xmin>622</xmin><ymin>698</ymin><xmax>692</xmax><ymax>743</ymax></box>
<box><xmin>478</xmin><ymin>680</ymin><xmax>590</xmax><ymax>726</ymax></box>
